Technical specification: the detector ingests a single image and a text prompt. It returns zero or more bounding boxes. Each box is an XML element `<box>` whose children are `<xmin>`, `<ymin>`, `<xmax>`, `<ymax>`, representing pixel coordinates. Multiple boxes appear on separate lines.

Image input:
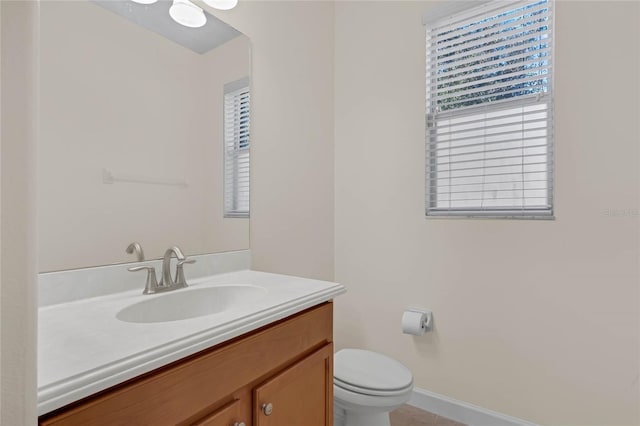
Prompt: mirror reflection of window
<box><xmin>224</xmin><ymin>77</ymin><xmax>250</xmax><ymax>218</ymax></box>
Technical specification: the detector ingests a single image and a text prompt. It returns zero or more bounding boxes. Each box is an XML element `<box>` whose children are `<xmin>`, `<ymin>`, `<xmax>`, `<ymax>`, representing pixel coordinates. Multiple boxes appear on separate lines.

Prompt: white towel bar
<box><xmin>102</xmin><ymin>168</ymin><xmax>188</xmax><ymax>188</ymax></box>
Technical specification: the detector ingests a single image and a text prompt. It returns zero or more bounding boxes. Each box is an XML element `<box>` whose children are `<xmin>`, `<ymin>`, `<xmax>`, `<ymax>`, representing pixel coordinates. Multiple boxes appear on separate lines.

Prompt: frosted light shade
<box><xmin>169</xmin><ymin>0</ymin><xmax>207</xmax><ymax>28</ymax></box>
<box><xmin>203</xmin><ymin>0</ymin><xmax>238</xmax><ymax>11</ymax></box>
<box><xmin>131</xmin><ymin>0</ymin><xmax>158</xmax><ymax>4</ymax></box>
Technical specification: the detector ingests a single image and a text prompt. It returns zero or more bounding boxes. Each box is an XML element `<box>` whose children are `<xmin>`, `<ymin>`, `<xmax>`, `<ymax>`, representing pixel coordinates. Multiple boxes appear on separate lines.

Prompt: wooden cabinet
<box><xmin>192</xmin><ymin>398</ymin><xmax>244</xmax><ymax>426</ymax></box>
<box><xmin>39</xmin><ymin>303</ymin><xmax>334</xmax><ymax>426</ymax></box>
<box><xmin>254</xmin><ymin>344</ymin><xmax>332</xmax><ymax>426</ymax></box>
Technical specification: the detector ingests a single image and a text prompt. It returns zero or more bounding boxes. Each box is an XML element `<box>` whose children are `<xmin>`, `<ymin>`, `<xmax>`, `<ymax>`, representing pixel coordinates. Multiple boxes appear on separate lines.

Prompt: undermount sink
<box><xmin>116</xmin><ymin>285</ymin><xmax>268</xmax><ymax>323</ymax></box>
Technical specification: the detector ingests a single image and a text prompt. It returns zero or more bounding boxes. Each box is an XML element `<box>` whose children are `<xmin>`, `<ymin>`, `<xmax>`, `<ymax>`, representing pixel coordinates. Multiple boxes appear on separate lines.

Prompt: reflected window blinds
<box><xmin>224</xmin><ymin>81</ymin><xmax>250</xmax><ymax>218</ymax></box>
<box><xmin>426</xmin><ymin>0</ymin><xmax>554</xmax><ymax>218</ymax></box>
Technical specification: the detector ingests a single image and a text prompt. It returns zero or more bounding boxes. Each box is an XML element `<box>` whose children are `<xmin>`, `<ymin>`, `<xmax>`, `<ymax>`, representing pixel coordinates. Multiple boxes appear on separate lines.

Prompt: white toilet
<box><xmin>333</xmin><ymin>349</ymin><xmax>414</xmax><ymax>426</ymax></box>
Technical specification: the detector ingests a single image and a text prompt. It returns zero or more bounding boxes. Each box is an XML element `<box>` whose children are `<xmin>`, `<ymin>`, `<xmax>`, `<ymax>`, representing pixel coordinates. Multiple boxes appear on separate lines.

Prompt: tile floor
<box><xmin>390</xmin><ymin>404</ymin><xmax>466</xmax><ymax>426</ymax></box>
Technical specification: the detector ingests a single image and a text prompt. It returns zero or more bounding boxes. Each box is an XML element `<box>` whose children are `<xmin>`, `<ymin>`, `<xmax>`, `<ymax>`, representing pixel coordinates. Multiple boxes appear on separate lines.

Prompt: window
<box><xmin>224</xmin><ymin>78</ymin><xmax>250</xmax><ymax>218</ymax></box>
<box><xmin>425</xmin><ymin>0</ymin><xmax>554</xmax><ymax>218</ymax></box>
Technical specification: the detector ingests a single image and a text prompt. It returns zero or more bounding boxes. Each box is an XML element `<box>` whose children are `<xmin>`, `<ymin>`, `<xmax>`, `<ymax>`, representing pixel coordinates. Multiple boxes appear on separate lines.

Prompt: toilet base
<box><xmin>343</xmin><ymin>411</ymin><xmax>390</xmax><ymax>426</ymax></box>
<box><xmin>334</xmin><ymin>403</ymin><xmax>393</xmax><ymax>426</ymax></box>
<box><xmin>334</xmin><ymin>407</ymin><xmax>346</xmax><ymax>426</ymax></box>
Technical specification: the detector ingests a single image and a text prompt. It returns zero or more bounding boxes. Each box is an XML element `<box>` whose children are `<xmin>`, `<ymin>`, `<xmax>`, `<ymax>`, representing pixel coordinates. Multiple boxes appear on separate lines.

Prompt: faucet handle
<box><xmin>176</xmin><ymin>259</ymin><xmax>196</xmax><ymax>267</ymax></box>
<box><xmin>128</xmin><ymin>265</ymin><xmax>160</xmax><ymax>294</ymax></box>
<box><xmin>175</xmin><ymin>258</ymin><xmax>196</xmax><ymax>288</ymax></box>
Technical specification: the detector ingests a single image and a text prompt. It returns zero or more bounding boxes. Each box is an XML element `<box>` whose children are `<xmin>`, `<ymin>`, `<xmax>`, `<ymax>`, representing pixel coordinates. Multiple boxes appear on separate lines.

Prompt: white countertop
<box><xmin>38</xmin><ymin>269</ymin><xmax>345</xmax><ymax>415</ymax></box>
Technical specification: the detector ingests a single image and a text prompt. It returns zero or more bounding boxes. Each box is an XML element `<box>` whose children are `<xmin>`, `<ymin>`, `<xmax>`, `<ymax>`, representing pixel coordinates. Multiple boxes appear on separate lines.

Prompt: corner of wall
<box><xmin>0</xmin><ymin>1</ymin><xmax>39</xmax><ymax>423</ymax></box>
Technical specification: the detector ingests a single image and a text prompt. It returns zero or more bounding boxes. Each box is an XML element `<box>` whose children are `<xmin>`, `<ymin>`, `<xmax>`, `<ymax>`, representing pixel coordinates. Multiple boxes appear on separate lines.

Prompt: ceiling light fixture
<box><xmin>203</xmin><ymin>0</ymin><xmax>238</xmax><ymax>11</ymax></box>
<box><xmin>169</xmin><ymin>0</ymin><xmax>207</xmax><ymax>28</ymax></box>
<box><xmin>130</xmin><ymin>0</ymin><xmax>158</xmax><ymax>4</ymax></box>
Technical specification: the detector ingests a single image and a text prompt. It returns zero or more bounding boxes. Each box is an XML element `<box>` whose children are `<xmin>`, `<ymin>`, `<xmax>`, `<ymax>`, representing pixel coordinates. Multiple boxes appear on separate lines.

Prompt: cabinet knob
<box><xmin>232</xmin><ymin>423</ymin><xmax>246</xmax><ymax>426</ymax></box>
<box><xmin>262</xmin><ymin>402</ymin><xmax>273</xmax><ymax>416</ymax></box>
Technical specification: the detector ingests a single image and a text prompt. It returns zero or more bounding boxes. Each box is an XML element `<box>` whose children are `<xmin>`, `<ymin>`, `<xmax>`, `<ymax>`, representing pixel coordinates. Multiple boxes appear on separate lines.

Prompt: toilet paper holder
<box><xmin>402</xmin><ymin>308</ymin><xmax>433</xmax><ymax>335</ymax></box>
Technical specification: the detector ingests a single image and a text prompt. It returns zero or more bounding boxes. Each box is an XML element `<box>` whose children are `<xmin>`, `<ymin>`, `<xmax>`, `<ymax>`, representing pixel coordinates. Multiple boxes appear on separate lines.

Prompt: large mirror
<box><xmin>38</xmin><ymin>0</ymin><xmax>250</xmax><ymax>272</ymax></box>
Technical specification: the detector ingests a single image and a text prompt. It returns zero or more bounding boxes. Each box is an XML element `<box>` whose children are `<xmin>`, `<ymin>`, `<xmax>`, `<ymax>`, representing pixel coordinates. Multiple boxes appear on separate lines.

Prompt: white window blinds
<box><xmin>426</xmin><ymin>0</ymin><xmax>554</xmax><ymax>218</ymax></box>
<box><xmin>224</xmin><ymin>78</ymin><xmax>250</xmax><ymax>218</ymax></box>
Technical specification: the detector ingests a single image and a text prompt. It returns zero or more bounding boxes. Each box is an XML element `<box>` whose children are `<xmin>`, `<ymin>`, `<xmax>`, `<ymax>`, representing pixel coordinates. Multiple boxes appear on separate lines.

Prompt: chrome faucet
<box><xmin>126</xmin><ymin>242</ymin><xmax>145</xmax><ymax>262</ymax></box>
<box><xmin>161</xmin><ymin>246</ymin><xmax>195</xmax><ymax>288</ymax></box>
<box><xmin>161</xmin><ymin>246</ymin><xmax>185</xmax><ymax>286</ymax></box>
<box><xmin>128</xmin><ymin>245</ymin><xmax>196</xmax><ymax>294</ymax></box>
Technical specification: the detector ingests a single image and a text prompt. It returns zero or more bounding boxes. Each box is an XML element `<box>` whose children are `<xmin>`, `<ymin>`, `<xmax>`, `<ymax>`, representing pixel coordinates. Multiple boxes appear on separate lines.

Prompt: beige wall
<box><xmin>334</xmin><ymin>1</ymin><xmax>639</xmax><ymax>425</ymax></box>
<box><xmin>0</xmin><ymin>1</ymin><xmax>38</xmax><ymax>424</ymax></box>
<box><xmin>38</xmin><ymin>1</ymin><xmax>250</xmax><ymax>272</ymax></box>
<box><xmin>200</xmin><ymin>0</ymin><xmax>335</xmax><ymax>281</ymax></box>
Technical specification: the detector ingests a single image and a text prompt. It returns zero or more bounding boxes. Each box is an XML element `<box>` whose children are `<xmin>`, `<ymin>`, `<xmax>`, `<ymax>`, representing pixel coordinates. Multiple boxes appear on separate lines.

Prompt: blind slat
<box><xmin>435</xmin><ymin>56</ymin><xmax>552</xmax><ymax>88</ymax></box>
<box><xmin>435</xmin><ymin>76</ymin><xmax>550</xmax><ymax>111</ymax></box>
<box><xmin>430</xmin><ymin>28</ymin><xmax>551</xmax><ymax>70</ymax></box>
<box><xmin>428</xmin><ymin>123</ymin><xmax>548</xmax><ymax>146</ymax></box>
<box><xmin>434</xmin><ymin>66</ymin><xmax>550</xmax><ymax>94</ymax></box>
<box><xmin>435</xmin><ymin>178</ymin><xmax>552</xmax><ymax>188</ymax></box>
<box><xmin>428</xmin><ymin>0</ymin><xmax>548</xmax><ymax>39</ymax></box>
<box><xmin>428</xmin><ymin>114</ymin><xmax>548</xmax><ymax>137</ymax></box>
<box><xmin>432</xmin><ymin>142</ymin><xmax>551</xmax><ymax>161</ymax></box>
<box><xmin>430</xmin><ymin>9</ymin><xmax>551</xmax><ymax>55</ymax></box>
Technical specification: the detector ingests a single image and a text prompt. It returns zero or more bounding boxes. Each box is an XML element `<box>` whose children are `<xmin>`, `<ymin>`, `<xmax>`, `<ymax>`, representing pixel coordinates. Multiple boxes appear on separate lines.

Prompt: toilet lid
<box><xmin>334</xmin><ymin>349</ymin><xmax>413</xmax><ymax>392</ymax></box>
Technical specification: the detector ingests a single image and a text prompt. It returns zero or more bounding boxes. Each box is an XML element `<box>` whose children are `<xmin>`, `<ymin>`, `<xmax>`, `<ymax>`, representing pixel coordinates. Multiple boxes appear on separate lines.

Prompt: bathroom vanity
<box><xmin>37</xmin><ymin>260</ymin><xmax>345</xmax><ymax>426</ymax></box>
<box><xmin>40</xmin><ymin>303</ymin><xmax>333</xmax><ymax>426</ymax></box>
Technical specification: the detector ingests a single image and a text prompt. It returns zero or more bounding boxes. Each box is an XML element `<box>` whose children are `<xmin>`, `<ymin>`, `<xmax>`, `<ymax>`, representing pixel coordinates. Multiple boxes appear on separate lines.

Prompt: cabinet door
<box><xmin>191</xmin><ymin>398</ymin><xmax>247</xmax><ymax>426</ymax></box>
<box><xmin>254</xmin><ymin>343</ymin><xmax>333</xmax><ymax>426</ymax></box>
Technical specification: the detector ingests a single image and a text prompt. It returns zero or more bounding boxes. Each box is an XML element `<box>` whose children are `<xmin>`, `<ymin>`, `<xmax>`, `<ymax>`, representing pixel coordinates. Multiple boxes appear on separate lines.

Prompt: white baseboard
<box><xmin>408</xmin><ymin>387</ymin><xmax>537</xmax><ymax>426</ymax></box>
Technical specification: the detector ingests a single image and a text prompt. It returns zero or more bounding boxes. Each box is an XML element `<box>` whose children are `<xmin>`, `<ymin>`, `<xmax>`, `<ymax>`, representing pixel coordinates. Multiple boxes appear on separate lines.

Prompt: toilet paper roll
<box><xmin>402</xmin><ymin>310</ymin><xmax>429</xmax><ymax>336</ymax></box>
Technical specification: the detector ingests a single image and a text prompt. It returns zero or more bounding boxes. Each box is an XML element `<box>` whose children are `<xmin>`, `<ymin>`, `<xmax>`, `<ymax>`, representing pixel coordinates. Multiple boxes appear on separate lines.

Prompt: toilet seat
<box><xmin>334</xmin><ymin>377</ymin><xmax>413</xmax><ymax>397</ymax></box>
<box><xmin>334</xmin><ymin>349</ymin><xmax>414</xmax><ymax>397</ymax></box>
